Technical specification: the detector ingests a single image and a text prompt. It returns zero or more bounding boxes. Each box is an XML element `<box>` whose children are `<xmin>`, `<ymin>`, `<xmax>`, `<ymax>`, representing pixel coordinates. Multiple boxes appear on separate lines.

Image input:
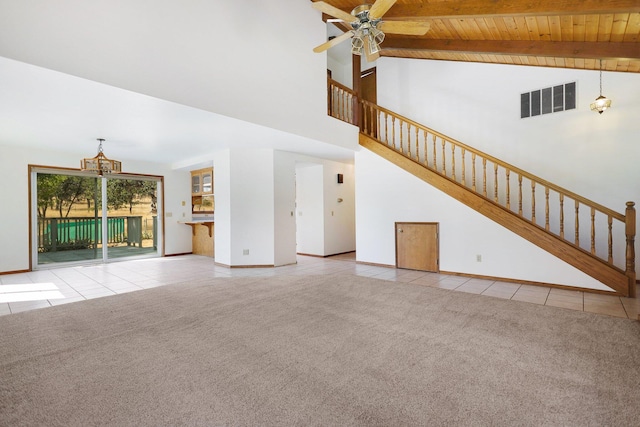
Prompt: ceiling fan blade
<box><xmin>369</xmin><ymin>0</ymin><xmax>397</xmax><ymax>19</ymax></box>
<box><xmin>365</xmin><ymin>49</ymin><xmax>381</xmax><ymax>63</ymax></box>
<box><xmin>311</xmin><ymin>1</ymin><xmax>354</xmax><ymax>23</ymax></box>
<box><xmin>313</xmin><ymin>30</ymin><xmax>354</xmax><ymax>53</ymax></box>
<box><xmin>377</xmin><ymin>20</ymin><xmax>431</xmax><ymax>35</ymax></box>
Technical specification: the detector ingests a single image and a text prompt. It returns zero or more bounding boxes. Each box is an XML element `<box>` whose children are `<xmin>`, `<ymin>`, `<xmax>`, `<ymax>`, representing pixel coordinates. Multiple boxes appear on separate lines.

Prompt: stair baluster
<box><xmin>545</xmin><ymin>187</ymin><xmax>550</xmax><ymax>231</ymax></box>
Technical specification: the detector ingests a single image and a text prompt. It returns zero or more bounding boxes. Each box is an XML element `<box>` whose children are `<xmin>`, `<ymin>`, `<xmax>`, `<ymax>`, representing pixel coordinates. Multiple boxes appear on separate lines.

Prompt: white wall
<box><xmin>213</xmin><ymin>150</ymin><xmax>231</xmax><ymax>266</ymax></box>
<box><xmin>228</xmin><ymin>150</ymin><xmax>275</xmax><ymax>266</ymax></box>
<box><xmin>295</xmin><ymin>159</ymin><xmax>356</xmax><ymax>257</ymax></box>
<box><xmin>327</xmin><ymin>52</ymin><xmax>377</xmax><ymax>90</ymax></box>
<box><xmin>328</xmin><ymin>56</ymin><xmax>351</xmax><ymax>89</ymax></box>
<box><xmin>274</xmin><ymin>151</ymin><xmax>297</xmax><ymax>266</ymax></box>
<box><xmin>323</xmin><ymin>162</ymin><xmax>356</xmax><ymax>255</ymax></box>
<box><xmin>296</xmin><ymin>164</ymin><xmax>325</xmax><ymax>255</ymax></box>
<box><xmin>356</xmin><ymin>149</ymin><xmax>609</xmax><ymax>291</ymax></box>
<box><xmin>0</xmin><ymin>144</ymin><xmax>191</xmax><ymax>273</ymax></box>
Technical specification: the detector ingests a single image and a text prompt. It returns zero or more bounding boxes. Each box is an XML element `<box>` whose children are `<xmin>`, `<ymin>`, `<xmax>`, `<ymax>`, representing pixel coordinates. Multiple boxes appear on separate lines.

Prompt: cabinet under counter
<box><xmin>180</xmin><ymin>221</ymin><xmax>214</xmax><ymax>257</ymax></box>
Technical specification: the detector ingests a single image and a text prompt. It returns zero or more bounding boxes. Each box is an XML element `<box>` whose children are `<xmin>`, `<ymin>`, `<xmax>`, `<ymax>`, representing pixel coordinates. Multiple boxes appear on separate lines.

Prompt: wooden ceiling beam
<box><xmin>381</xmin><ymin>0</ymin><xmax>640</xmax><ymax>19</ymax></box>
<box><xmin>330</xmin><ymin>20</ymin><xmax>352</xmax><ymax>33</ymax></box>
<box><xmin>381</xmin><ymin>38</ymin><xmax>640</xmax><ymax>60</ymax></box>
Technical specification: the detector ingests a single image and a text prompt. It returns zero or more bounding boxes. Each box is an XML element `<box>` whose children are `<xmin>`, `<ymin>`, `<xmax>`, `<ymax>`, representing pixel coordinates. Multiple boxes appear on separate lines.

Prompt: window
<box><xmin>520</xmin><ymin>82</ymin><xmax>576</xmax><ymax>118</ymax></box>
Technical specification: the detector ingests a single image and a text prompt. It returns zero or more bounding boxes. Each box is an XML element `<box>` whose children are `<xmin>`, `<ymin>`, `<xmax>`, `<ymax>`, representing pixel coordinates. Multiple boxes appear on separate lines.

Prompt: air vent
<box><xmin>521</xmin><ymin>82</ymin><xmax>576</xmax><ymax>119</ymax></box>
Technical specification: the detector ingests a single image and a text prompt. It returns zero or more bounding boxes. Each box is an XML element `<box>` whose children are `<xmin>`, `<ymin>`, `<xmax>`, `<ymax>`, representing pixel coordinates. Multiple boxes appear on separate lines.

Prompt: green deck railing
<box><xmin>37</xmin><ymin>216</ymin><xmax>156</xmax><ymax>253</ymax></box>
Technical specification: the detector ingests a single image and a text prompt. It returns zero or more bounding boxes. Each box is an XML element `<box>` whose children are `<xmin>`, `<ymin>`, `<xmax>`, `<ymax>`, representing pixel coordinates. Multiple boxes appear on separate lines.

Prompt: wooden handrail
<box><xmin>362</xmin><ymin>100</ymin><xmax>624</xmax><ymax>221</ymax></box>
<box><xmin>328</xmin><ymin>78</ymin><xmax>357</xmax><ymax>96</ymax></box>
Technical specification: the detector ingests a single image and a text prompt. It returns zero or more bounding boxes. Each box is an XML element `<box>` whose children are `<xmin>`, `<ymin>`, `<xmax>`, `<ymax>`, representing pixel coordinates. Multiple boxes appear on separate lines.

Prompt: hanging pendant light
<box><xmin>590</xmin><ymin>60</ymin><xmax>612</xmax><ymax>114</ymax></box>
<box><xmin>81</xmin><ymin>138</ymin><xmax>122</xmax><ymax>176</ymax></box>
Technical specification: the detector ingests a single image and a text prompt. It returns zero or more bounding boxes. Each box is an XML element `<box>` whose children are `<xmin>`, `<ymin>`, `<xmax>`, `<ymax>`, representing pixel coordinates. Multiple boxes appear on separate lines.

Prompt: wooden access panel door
<box><xmin>396</xmin><ymin>222</ymin><xmax>439</xmax><ymax>272</ymax></box>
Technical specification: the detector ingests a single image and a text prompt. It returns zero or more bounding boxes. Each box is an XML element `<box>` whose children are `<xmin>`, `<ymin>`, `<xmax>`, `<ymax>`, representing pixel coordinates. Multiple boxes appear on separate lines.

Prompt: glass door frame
<box><xmin>30</xmin><ymin>166</ymin><xmax>164</xmax><ymax>270</ymax></box>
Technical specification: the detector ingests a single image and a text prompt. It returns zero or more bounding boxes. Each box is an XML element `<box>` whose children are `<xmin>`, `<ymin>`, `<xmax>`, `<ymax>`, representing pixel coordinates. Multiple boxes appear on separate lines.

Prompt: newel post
<box><xmin>625</xmin><ymin>201</ymin><xmax>636</xmax><ymax>298</ymax></box>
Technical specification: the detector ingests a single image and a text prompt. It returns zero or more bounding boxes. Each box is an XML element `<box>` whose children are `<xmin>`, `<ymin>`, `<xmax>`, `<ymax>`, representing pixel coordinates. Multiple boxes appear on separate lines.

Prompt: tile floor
<box><xmin>0</xmin><ymin>253</ymin><xmax>638</xmax><ymax>320</ymax></box>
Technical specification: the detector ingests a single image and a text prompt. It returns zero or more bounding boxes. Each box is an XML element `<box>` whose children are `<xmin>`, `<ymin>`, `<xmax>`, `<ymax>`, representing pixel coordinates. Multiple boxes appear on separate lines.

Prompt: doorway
<box><xmin>31</xmin><ymin>167</ymin><xmax>162</xmax><ymax>268</ymax></box>
<box><xmin>361</xmin><ymin>67</ymin><xmax>377</xmax><ymax>104</ymax></box>
<box><xmin>361</xmin><ymin>67</ymin><xmax>377</xmax><ymax>136</ymax></box>
<box><xmin>395</xmin><ymin>222</ymin><xmax>439</xmax><ymax>272</ymax></box>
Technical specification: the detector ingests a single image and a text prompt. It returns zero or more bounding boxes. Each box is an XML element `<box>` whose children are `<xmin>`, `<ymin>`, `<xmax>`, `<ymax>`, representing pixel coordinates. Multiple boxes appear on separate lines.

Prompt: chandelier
<box><xmin>590</xmin><ymin>59</ymin><xmax>612</xmax><ymax>114</ymax></box>
<box><xmin>80</xmin><ymin>138</ymin><xmax>122</xmax><ymax>176</ymax></box>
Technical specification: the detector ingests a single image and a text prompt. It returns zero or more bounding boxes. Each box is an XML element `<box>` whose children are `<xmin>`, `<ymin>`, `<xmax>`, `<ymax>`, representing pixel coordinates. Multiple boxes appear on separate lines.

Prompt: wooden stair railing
<box><xmin>328</xmin><ymin>78</ymin><xmax>358</xmax><ymax>126</ymax></box>
<box><xmin>354</xmin><ymin>99</ymin><xmax>635</xmax><ymax>297</ymax></box>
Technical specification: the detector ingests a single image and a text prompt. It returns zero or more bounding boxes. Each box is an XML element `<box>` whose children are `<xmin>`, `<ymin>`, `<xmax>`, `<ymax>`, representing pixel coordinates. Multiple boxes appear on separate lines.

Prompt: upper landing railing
<box><xmin>328</xmin><ymin>77</ymin><xmax>636</xmax><ymax>295</ymax></box>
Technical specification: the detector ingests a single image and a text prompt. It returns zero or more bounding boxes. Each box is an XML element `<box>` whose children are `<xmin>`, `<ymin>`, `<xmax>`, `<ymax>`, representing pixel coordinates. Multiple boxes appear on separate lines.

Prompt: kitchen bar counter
<box><xmin>180</xmin><ymin>220</ymin><xmax>214</xmax><ymax>257</ymax></box>
<box><xmin>180</xmin><ymin>220</ymin><xmax>214</xmax><ymax>237</ymax></box>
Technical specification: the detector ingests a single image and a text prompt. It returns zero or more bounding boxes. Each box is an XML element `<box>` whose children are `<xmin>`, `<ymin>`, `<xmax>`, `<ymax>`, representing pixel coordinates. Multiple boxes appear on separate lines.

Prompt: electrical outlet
<box><xmin>476</xmin><ymin>254</ymin><xmax>482</xmax><ymax>262</ymax></box>
<box><xmin>166</xmin><ymin>212</ymin><xmax>172</xmax><ymax>217</ymax></box>
<box><xmin>243</xmin><ymin>249</ymin><xmax>249</xmax><ymax>255</ymax></box>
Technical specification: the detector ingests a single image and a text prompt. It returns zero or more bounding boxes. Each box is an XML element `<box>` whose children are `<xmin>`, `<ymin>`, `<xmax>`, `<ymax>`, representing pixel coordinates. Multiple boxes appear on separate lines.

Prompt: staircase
<box><xmin>328</xmin><ymin>78</ymin><xmax>636</xmax><ymax>297</ymax></box>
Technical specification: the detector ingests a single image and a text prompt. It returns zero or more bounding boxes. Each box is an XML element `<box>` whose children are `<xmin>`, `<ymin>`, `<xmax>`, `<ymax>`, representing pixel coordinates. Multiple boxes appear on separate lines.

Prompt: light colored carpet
<box><xmin>0</xmin><ymin>274</ymin><xmax>639</xmax><ymax>426</ymax></box>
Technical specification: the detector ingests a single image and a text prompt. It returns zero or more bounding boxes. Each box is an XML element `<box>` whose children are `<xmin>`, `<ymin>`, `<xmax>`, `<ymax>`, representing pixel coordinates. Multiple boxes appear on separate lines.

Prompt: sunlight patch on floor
<box><xmin>0</xmin><ymin>283</ymin><xmax>64</xmax><ymax>303</ymax></box>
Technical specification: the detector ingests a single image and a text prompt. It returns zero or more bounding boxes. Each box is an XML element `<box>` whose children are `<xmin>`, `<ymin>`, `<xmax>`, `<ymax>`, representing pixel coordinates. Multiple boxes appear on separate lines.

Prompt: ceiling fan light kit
<box><xmin>312</xmin><ymin>0</ymin><xmax>430</xmax><ymax>62</ymax></box>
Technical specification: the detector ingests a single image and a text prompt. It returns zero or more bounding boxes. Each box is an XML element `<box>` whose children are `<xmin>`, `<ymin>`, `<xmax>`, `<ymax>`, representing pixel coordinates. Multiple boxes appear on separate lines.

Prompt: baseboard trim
<box><xmin>0</xmin><ymin>269</ymin><xmax>30</xmax><ymax>276</ymax></box>
<box><xmin>165</xmin><ymin>252</ymin><xmax>192</xmax><ymax>257</ymax></box>
<box><xmin>326</xmin><ymin>250</ymin><xmax>356</xmax><ymax>258</ymax></box>
<box><xmin>297</xmin><ymin>251</ymin><xmax>356</xmax><ymax>258</ymax></box>
<box><xmin>355</xmin><ymin>260</ymin><xmax>395</xmax><ymax>269</ymax></box>
<box><xmin>354</xmin><ymin>261</ymin><xmax>618</xmax><ymax>295</ymax></box>
<box><xmin>297</xmin><ymin>253</ymin><xmax>324</xmax><ymax>258</ymax></box>
<box><xmin>214</xmin><ymin>262</ymin><xmax>274</xmax><ymax>269</ymax></box>
<box><xmin>438</xmin><ymin>270</ymin><xmax>618</xmax><ymax>295</ymax></box>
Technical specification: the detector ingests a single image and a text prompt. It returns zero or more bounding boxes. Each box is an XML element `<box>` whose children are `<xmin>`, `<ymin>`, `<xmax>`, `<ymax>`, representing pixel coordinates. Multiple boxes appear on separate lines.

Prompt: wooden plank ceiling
<box><xmin>311</xmin><ymin>0</ymin><xmax>640</xmax><ymax>72</ymax></box>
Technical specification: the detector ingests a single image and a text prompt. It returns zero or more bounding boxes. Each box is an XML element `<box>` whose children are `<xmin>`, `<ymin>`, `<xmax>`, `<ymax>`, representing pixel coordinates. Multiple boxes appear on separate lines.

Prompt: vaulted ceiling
<box><xmin>312</xmin><ymin>0</ymin><xmax>640</xmax><ymax>72</ymax></box>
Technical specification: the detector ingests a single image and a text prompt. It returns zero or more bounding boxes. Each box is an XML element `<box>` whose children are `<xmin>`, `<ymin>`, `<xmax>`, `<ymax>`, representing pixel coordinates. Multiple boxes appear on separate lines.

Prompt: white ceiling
<box><xmin>0</xmin><ymin>1</ymin><xmax>357</xmax><ymax>168</ymax></box>
<box><xmin>0</xmin><ymin>56</ymin><xmax>355</xmax><ymax>167</ymax></box>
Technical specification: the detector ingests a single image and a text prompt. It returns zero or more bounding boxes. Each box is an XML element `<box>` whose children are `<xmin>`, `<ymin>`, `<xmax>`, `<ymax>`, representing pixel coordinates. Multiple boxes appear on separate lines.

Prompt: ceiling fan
<box><xmin>312</xmin><ymin>0</ymin><xmax>430</xmax><ymax>62</ymax></box>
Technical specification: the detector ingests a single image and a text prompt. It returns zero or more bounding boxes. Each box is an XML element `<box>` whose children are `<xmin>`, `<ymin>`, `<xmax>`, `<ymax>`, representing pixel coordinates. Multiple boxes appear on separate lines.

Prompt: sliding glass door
<box><xmin>106</xmin><ymin>177</ymin><xmax>158</xmax><ymax>260</ymax></box>
<box><xmin>35</xmin><ymin>173</ymin><xmax>102</xmax><ymax>264</ymax></box>
<box><xmin>33</xmin><ymin>168</ymin><xmax>162</xmax><ymax>268</ymax></box>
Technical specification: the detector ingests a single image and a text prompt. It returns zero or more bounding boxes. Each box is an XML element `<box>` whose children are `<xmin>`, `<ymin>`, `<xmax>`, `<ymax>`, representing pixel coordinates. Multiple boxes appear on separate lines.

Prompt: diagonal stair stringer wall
<box><xmin>359</xmin><ymin>133</ymin><xmax>633</xmax><ymax>296</ymax></box>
